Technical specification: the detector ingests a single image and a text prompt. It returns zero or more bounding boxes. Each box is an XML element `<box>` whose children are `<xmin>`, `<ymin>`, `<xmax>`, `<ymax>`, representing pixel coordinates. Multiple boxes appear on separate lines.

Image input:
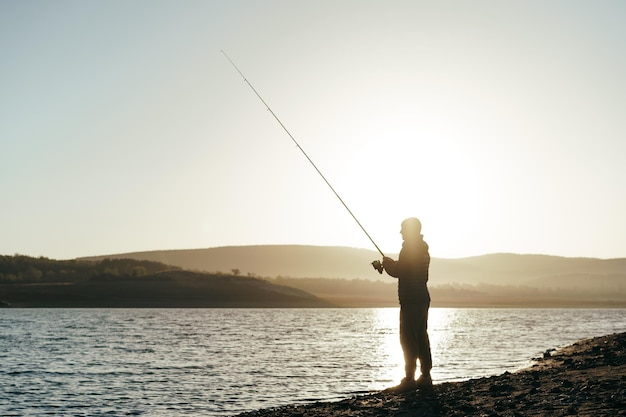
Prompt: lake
<box><xmin>1</xmin><ymin>308</ymin><xmax>624</xmax><ymax>416</ymax></box>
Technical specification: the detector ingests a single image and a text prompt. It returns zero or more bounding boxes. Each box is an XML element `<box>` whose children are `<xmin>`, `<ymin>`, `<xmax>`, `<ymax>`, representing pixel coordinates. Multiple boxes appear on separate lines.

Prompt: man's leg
<box><xmin>415</xmin><ymin>302</ymin><xmax>433</xmax><ymax>386</ymax></box>
<box><xmin>400</xmin><ymin>306</ymin><xmax>419</xmax><ymax>382</ymax></box>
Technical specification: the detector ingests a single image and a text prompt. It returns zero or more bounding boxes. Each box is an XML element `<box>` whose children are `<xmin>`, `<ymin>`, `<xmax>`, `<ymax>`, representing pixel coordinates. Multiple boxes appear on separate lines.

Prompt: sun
<box><xmin>335</xmin><ymin>125</ymin><xmax>482</xmax><ymax>256</ymax></box>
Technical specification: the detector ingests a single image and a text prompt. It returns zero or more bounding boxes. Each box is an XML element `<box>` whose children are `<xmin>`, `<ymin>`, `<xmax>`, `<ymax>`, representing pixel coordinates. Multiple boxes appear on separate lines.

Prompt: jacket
<box><xmin>385</xmin><ymin>235</ymin><xmax>430</xmax><ymax>305</ymax></box>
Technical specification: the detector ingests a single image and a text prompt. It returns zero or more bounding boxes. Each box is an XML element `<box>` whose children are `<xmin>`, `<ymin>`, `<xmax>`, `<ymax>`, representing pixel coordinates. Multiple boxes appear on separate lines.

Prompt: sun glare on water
<box><xmin>373</xmin><ymin>307</ymin><xmax>461</xmax><ymax>387</ymax></box>
<box><xmin>372</xmin><ymin>308</ymin><xmax>404</xmax><ymax>385</ymax></box>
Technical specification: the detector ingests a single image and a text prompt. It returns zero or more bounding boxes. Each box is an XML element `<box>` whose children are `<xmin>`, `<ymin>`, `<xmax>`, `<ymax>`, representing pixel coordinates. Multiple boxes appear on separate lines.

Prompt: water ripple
<box><xmin>0</xmin><ymin>308</ymin><xmax>624</xmax><ymax>415</ymax></box>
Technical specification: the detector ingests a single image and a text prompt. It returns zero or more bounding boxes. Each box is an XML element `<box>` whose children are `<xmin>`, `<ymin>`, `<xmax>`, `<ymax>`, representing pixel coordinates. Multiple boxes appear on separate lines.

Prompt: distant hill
<box><xmin>431</xmin><ymin>253</ymin><xmax>626</xmax><ymax>286</ymax></box>
<box><xmin>81</xmin><ymin>245</ymin><xmax>382</xmax><ymax>280</ymax></box>
<box><xmin>0</xmin><ymin>255</ymin><xmax>332</xmax><ymax>308</ymax></box>
<box><xmin>81</xmin><ymin>245</ymin><xmax>626</xmax><ymax>288</ymax></box>
<box><xmin>5</xmin><ymin>249</ymin><xmax>626</xmax><ymax>308</ymax></box>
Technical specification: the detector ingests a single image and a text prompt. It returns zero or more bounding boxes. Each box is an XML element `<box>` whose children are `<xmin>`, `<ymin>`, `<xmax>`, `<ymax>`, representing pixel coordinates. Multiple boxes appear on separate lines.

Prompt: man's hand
<box><xmin>382</xmin><ymin>256</ymin><xmax>395</xmax><ymax>270</ymax></box>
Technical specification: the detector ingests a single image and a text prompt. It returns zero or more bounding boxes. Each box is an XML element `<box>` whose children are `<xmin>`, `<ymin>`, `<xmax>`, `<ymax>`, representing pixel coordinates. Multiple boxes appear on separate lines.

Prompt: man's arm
<box><xmin>382</xmin><ymin>256</ymin><xmax>399</xmax><ymax>278</ymax></box>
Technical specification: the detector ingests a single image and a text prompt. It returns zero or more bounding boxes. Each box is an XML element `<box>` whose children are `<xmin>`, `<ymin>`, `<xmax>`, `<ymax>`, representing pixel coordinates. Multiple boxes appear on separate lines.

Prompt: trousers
<box><xmin>399</xmin><ymin>302</ymin><xmax>432</xmax><ymax>378</ymax></box>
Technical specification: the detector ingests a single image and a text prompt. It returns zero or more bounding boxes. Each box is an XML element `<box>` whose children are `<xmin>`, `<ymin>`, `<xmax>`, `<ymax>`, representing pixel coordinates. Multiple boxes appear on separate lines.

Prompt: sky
<box><xmin>1</xmin><ymin>0</ymin><xmax>625</xmax><ymax>260</ymax></box>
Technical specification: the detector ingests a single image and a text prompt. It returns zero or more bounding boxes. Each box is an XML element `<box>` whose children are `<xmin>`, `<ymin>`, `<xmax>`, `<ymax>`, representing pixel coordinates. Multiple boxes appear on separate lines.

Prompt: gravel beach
<box><xmin>234</xmin><ymin>332</ymin><xmax>626</xmax><ymax>417</ymax></box>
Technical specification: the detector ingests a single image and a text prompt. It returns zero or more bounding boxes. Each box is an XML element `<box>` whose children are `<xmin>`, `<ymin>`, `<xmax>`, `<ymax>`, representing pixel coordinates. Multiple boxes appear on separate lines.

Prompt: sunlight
<box><xmin>373</xmin><ymin>307</ymin><xmax>459</xmax><ymax>386</ymax></box>
<box><xmin>337</xmin><ymin>124</ymin><xmax>482</xmax><ymax>255</ymax></box>
<box><xmin>373</xmin><ymin>308</ymin><xmax>403</xmax><ymax>385</ymax></box>
<box><xmin>427</xmin><ymin>308</ymin><xmax>458</xmax><ymax>382</ymax></box>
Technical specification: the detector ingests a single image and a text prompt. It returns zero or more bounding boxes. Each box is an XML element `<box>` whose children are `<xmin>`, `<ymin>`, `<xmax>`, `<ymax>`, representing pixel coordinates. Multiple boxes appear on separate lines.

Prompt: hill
<box><xmin>0</xmin><ymin>255</ymin><xmax>331</xmax><ymax>308</ymax></box>
<box><xmin>6</xmin><ymin>249</ymin><xmax>624</xmax><ymax>308</ymax></box>
<box><xmin>82</xmin><ymin>245</ymin><xmax>380</xmax><ymax>280</ymax></box>
<box><xmin>78</xmin><ymin>246</ymin><xmax>626</xmax><ymax>307</ymax></box>
<box><xmin>81</xmin><ymin>245</ymin><xmax>626</xmax><ymax>287</ymax></box>
<box><xmin>434</xmin><ymin>253</ymin><xmax>626</xmax><ymax>286</ymax></box>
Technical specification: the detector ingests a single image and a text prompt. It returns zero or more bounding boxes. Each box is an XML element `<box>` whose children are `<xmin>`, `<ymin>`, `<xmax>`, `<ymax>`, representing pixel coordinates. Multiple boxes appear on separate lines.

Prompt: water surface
<box><xmin>1</xmin><ymin>308</ymin><xmax>624</xmax><ymax>416</ymax></box>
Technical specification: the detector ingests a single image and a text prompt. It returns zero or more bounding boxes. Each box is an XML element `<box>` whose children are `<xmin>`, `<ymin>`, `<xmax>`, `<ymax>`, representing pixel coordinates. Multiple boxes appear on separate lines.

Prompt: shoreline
<box><xmin>234</xmin><ymin>332</ymin><xmax>626</xmax><ymax>417</ymax></box>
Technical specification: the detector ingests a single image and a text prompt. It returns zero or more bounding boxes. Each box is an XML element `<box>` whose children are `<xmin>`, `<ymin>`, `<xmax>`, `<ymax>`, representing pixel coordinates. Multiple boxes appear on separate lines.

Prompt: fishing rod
<box><xmin>221</xmin><ymin>50</ymin><xmax>385</xmax><ymax>273</ymax></box>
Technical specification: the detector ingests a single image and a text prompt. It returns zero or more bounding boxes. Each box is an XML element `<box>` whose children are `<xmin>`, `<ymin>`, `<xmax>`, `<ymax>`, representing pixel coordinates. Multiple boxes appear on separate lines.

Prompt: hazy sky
<box><xmin>2</xmin><ymin>1</ymin><xmax>625</xmax><ymax>260</ymax></box>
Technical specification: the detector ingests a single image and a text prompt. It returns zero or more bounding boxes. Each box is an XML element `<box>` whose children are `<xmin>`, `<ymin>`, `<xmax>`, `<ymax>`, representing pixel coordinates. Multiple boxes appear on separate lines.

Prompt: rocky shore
<box><xmin>235</xmin><ymin>332</ymin><xmax>626</xmax><ymax>417</ymax></box>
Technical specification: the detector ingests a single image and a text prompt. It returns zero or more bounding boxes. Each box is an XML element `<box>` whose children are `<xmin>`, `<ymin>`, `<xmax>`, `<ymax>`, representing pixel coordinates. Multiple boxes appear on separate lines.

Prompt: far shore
<box><xmin>234</xmin><ymin>332</ymin><xmax>626</xmax><ymax>417</ymax></box>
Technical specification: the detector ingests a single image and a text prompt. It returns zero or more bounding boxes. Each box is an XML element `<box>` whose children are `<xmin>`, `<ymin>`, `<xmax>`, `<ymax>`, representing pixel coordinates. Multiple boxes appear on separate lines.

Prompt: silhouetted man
<box><xmin>382</xmin><ymin>217</ymin><xmax>432</xmax><ymax>388</ymax></box>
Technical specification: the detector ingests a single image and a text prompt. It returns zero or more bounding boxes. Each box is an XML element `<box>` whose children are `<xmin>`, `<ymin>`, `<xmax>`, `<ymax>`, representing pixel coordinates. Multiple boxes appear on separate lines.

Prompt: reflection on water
<box><xmin>1</xmin><ymin>308</ymin><xmax>624</xmax><ymax>416</ymax></box>
<box><xmin>372</xmin><ymin>308</ymin><xmax>403</xmax><ymax>385</ymax></box>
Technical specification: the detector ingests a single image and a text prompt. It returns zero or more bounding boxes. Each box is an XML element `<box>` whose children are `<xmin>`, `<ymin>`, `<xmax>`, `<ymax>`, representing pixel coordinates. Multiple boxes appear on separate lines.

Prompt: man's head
<box><xmin>400</xmin><ymin>217</ymin><xmax>422</xmax><ymax>239</ymax></box>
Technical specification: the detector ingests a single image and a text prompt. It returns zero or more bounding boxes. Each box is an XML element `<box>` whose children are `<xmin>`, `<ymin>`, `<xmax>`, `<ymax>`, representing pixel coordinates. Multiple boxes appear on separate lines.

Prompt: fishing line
<box><xmin>221</xmin><ymin>50</ymin><xmax>385</xmax><ymax>262</ymax></box>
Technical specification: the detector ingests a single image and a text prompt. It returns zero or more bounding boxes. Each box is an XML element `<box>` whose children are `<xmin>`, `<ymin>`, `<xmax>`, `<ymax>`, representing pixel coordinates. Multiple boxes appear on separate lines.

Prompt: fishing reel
<box><xmin>371</xmin><ymin>260</ymin><xmax>384</xmax><ymax>274</ymax></box>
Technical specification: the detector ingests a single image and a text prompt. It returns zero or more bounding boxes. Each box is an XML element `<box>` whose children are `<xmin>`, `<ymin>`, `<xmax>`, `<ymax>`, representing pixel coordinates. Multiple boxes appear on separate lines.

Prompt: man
<box><xmin>382</xmin><ymin>217</ymin><xmax>433</xmax><ymax>388</ymax></box>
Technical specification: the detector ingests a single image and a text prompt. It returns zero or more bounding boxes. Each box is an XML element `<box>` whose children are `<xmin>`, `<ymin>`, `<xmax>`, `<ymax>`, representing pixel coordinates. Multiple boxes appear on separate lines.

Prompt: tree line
<box><xmin>0</xmin><ymin>255</ymin><xmax>178</xmax><ymax>283</ymax></box>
